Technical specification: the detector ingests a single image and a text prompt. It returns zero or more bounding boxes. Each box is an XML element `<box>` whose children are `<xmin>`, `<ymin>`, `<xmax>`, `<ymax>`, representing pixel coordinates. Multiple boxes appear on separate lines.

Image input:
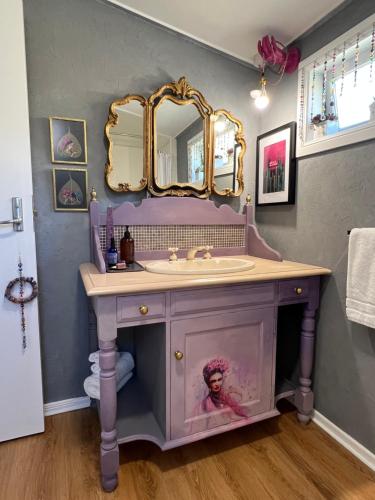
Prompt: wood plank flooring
<box><xmin>1</xmin><ymin>405</ymin><xmax>374</xmax><ymax>500</ymax></box>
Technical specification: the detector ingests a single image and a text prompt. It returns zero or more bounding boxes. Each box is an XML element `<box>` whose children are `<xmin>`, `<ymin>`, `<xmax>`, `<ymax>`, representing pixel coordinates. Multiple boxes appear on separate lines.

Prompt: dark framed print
<box><xmin>256</xmin><ymin>121</ymin><xmax>296</xmax><ymax>206</ymax></box>
<box><xmin>49</xmin><ymin>116</ymin><xmax>87</xmax><ymax>165</ymax></box>
<box><xmin>52</xmin><ymin>168</ymin><xmax>88</xmax><ymax>212</ymax></box>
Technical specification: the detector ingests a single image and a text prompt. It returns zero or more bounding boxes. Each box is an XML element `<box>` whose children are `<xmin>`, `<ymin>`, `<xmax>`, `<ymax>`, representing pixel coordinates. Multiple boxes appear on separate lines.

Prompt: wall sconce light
<box><xmin>250</xmin><ymin>35</ymin><xmax>300</xmax><ymax>111</ymax></box>
<box><xmin>250</xmin><ymin>75</ymin><xmax>269</xmax><ymax>110</ymax></box>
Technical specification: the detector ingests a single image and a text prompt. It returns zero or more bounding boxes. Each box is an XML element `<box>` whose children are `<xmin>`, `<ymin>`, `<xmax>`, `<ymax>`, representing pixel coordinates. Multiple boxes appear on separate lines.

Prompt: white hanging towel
<box><xmin>346</xmin><ymin>228</ymin><xmax>375</xmax><ymax>329</ymax></box>
<box><xmin>88</xmin><ymin>350</ymin><xmax>120</xmax><ymax>363</ymax></box>
<box><xmin>83</xmin><ymin>371</ymin><xmax>133</xmax><ymax>400</ymax></box>
<box><xmin>90</xmin><ymin>352</ymin><xmax>135</xmax><ymax>380</ymax></box>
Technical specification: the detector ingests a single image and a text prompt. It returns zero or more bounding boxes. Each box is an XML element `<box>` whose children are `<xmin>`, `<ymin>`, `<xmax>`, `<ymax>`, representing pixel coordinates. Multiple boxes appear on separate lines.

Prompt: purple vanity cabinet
<box><xmin>82</xmin><ymin>197</ymin><xmax>331</xmax><ymax>492</ymax></box>
<box><xmin>170</xmin><ymin>307</ymin><xmax>276</xmax><ymax>440</ymax></box>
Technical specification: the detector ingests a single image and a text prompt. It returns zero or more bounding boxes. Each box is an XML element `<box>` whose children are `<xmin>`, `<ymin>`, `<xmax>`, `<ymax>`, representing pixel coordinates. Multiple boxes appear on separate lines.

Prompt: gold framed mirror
<box><xmin>147</xmin><ymin>77</ymin><xmax>213</xmax><ymax>198</ymax></box>
<box><xmin>104</xmin><ymin>77</ymin><xmax>246</xmax><ymax>197</ymax></box>
<box><xmin>212</xmin><ymin>109</ymin><xmax>245</xmax><ymax>197</ymax></box>
<box><xmin>105</xmin><ymin>95</ymin><xmax>148</xmax><ymax>192</ymax></box>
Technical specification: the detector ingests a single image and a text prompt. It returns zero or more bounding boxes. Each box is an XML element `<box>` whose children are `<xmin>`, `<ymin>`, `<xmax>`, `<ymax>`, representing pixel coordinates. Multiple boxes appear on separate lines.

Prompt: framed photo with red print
<box><xmin>256</xmin><ymin>121</ymin><xmax>296</xmax><ymax>206</ymax></box>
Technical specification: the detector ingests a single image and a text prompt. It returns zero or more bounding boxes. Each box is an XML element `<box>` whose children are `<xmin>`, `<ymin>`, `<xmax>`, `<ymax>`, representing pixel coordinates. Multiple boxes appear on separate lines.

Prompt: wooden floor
<box><xmin>1</xmin><ymin>405</ymin><xmax>375</xmax><ymax>500</ymax></box>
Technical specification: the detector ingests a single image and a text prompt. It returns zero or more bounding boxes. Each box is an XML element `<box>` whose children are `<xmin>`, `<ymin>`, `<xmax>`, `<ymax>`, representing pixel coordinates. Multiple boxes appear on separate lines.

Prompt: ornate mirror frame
<box><xmin>147</xmin><ymin>77</ymin><xmax>213</xmax><ymax>198</ymax></box>
<box><xmin>104</xmin><ymin>78</ymin><xmax>246</xmax><ymax>198</ymax></box>
<box><xmin>105</xmin><ymin>94</ymin><xmax>148</xmax><ymax>193</ymax></box>
<box><xmin>211</xmin><ymin>109</ymin><xmax>245</xmax><ymax>197</ymax></box>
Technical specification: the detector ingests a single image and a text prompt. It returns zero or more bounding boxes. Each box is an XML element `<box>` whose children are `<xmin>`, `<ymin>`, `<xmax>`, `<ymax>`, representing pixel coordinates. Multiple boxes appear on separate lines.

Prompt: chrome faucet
<box><xmin>186</xmin><ymin>245</ymin><xmax>213</xmax><ymax>260</ymax></box>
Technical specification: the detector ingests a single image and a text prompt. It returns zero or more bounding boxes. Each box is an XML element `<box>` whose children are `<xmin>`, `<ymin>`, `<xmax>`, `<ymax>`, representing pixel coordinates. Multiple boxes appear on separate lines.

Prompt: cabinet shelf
<box><xmin>116</xmin><ymin>377</ymin><xmax>165</xmax><ymax>446</ymax></box>
<box><xmin>275</xmin><ymin>378</ymin><xmax>297</xmax><ymax>403</ymax></box>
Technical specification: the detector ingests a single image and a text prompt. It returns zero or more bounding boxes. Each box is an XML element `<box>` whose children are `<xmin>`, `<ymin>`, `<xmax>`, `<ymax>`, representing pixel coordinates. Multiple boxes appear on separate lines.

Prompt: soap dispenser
<box><xmin>120</xmin><ymin>225</ymin><xmax>134</xmax><ymax>264</ymax></box>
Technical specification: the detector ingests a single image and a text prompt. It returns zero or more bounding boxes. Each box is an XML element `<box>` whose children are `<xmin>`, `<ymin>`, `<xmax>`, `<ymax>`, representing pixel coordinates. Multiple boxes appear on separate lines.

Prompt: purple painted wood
<box><xmin>89</xmin><ymin>199</ymin><xmax>100</xmax><ymax>228</ymax></box>
<box><xmin>98</xmin><ymin>197</ymin><xmax>246</xmax><ymax>226</ymax></box>
<box><xmin>247</xmin><ymin>225</ymin><xmax>282</xmax><ymax>262</ymax></box>
<box><xmin>244</xmin><ymin>203</ymin><xmax>254</xmax><ymax>226</ymax></box>
<box><xmin>89</xmin><ymin>198</ymin><xmax>283</xmax><ymax>273</ymax></box>
<box><xmin>99</xmin><ymin>339</ymin><xmax>119</xmax><ymax>492</ymax></box>
<box><xmin>278</xmin><ymin>278</ymin><xmax>310</xmax><ymax>303</ymax></box>
<box><xmin>170</xmin><ymin>307</ymin><xmax>275</xmax><ymax>440</ymax></box>
<box><xmin>117</xmin><ymin>293</ymin><xmax>166</xmax><ymax>323</ymax></box>
<box><xmin>92</xmin><ymin>227</ymin><xmax>106</xmax><ymax>273</ymax></box>
<box><xmin>170</xmin><ymin>283</ymin><xmax>275</xmax><ymax>316</ymax></box>
<box><xmin>294</xmin><ymin>277</ymin><xmax>320</xmax><ymax>424</ymax></box>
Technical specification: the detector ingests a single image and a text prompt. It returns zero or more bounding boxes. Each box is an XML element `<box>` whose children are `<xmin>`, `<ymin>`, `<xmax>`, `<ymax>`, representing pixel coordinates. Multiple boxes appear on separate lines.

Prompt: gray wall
<box><xmin>257</xmin><ymin>0</ymin><xmax>375</xmax><ymax>452</ymax></box>
<box><xmin>23</xmin><ymin>0</ymin><xmax>259</xmax><ymax>402</ymax></box>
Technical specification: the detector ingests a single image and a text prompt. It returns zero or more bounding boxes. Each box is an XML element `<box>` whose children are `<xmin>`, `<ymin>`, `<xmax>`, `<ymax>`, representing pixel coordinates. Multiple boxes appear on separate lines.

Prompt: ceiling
<box><xmin>108</xmin><ymin>0</ymin><xmax>346</xmax><ymax>64</ymax></box>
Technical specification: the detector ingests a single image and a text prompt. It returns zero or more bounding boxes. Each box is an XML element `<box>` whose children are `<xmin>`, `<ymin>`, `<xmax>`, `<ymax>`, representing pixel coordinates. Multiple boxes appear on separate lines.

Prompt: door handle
<box><xmin>0</xmin><ymin>198</ymin><xmax>23</xmax><ymax>232</ymax></box>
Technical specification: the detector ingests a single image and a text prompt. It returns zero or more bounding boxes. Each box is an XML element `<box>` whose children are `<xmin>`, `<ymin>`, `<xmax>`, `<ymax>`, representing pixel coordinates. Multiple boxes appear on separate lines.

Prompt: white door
<box><xmin>0</xmin><ymin>0</ymin><xmax>44</xmax><ymax>441</ymax></box>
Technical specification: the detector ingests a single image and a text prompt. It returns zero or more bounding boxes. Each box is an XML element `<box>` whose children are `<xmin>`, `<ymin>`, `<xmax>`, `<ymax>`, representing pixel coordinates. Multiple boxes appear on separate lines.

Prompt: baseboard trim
<box><xmin>312</xmin><ymin>410</ymin><xmax>375</xmax><ymax>471</ymax></box>
<box><xmin>44</xmin><ymin>396</ymin><xmax>91</xmax><ymax>416</ymax></box>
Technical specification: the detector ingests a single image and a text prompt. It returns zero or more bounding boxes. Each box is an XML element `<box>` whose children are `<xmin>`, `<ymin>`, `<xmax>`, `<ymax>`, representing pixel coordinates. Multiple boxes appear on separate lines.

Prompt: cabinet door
<box><xmin>170</xmin><ymin>307</ymin><xmax>275</xmax><ymax>440</ymax></box>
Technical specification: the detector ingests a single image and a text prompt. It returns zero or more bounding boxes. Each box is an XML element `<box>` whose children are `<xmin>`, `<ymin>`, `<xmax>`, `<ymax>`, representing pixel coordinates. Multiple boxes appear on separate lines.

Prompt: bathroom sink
<box><xmin>145</xmin><ymin>258</ymin><xmax>255</xmax><ymax>275</ymax></box>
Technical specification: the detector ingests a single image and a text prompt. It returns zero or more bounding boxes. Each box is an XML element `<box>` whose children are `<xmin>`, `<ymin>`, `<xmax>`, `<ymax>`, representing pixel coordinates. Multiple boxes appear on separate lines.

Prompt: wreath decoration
<box><xmin>5</xmin><ymin>277</ymin><xmax>38</xmax><ymax>304</ymax></box>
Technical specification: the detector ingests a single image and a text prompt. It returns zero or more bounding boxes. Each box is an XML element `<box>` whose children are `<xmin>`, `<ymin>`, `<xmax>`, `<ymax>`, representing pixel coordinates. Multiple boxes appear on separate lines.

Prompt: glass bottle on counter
<box><xmin>106</xmin><ymin>237</ymin><xmax>118</xmax><ymax>267</ymax></box>
<box><xmin>120</xmin><ymin>226</ymin><xmax>134</xmax><ymax>264</ymax></box>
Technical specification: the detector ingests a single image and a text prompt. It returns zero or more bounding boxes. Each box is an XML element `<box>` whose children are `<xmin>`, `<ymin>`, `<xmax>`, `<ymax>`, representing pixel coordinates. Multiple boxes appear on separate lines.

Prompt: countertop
<box><xmin>80</xmin><ymin>256</ymin><xmax>331</xmax><ymax>297</ymax></box>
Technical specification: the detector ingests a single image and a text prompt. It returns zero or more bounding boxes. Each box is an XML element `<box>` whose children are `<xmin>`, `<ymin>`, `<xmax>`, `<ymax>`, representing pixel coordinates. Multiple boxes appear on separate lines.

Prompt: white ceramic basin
<box><xmin>145</xmin><ymin>258</ymin><xmax>255</xmax><ymax>275</ymax></box>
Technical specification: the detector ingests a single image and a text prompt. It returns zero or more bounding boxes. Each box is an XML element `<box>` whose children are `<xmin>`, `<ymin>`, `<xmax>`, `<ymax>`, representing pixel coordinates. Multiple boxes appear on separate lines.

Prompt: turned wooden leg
<box><xmin>295</xmin><ymin>305</ymin><xmax>317</xmax><ymax>424</ymax></box>
<box><xmin>99</xmin><ymin>339</ymin><xmax>119</xmax><ymax>492</ymax></box>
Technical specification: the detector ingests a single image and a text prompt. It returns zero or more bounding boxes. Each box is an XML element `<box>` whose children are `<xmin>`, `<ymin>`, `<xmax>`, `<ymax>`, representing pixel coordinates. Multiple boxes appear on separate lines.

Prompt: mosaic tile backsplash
<box><xmin>99</xmin><ymin>225</ymin><xmax>245</xmax><ymax>252</ymax></box>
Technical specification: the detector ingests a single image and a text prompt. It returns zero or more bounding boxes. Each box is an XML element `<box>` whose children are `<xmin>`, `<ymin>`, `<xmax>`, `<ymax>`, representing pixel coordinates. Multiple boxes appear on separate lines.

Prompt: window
<box><xmin>297</xmin><ymin>13</ymin><xmax>375</xmax><ymax>157</ymax></box>
<box><xmin>335</xmin><ymin>64</ymin><xmax>375</xmax><ymax>129</ymax></box>
<box><xmin>187</xmin><ymin>131</ymin><xmax>204</xmax><ymax>183</ymax></box>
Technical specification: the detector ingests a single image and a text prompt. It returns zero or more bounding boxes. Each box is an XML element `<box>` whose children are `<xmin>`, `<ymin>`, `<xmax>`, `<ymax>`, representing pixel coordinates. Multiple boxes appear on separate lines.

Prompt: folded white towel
<box><xmin>88</xmin><ymin>350</ymin><xmax>120</xmax><ymax>363</ymax></box>
<box><xmin>90</xmin><ymin>352</ymin><xmax>135</xmax><ymax>381</ymax></box>
<box><xmin>346</xmin><ymin>228</ymin><xmax>375</xmax><ymax>329</ymax></box>
<box><xmin>83</xmin><ymin>371</ymin><xmax>133</xmax><ymax>400</ymax></box>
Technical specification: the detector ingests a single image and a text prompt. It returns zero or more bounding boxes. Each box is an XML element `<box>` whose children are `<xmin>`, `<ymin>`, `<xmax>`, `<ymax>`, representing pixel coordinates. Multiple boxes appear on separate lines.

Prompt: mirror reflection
<box><xmin>213</xmin><ymin>115</ymin><xmax>239</xmax><ymax>193</ymax></box>
<box><xmin>107</xmin><ymin>100</ymin><xmax>144</xmax><ymax>190</ymax></box>
<box><xmin>155</xmin><ymin>100</ymin><xmax>205</xmax><ymax>189</ymax></box>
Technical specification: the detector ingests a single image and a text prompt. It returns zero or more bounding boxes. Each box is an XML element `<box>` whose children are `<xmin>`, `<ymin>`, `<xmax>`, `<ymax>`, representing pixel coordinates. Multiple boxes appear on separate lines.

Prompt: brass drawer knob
<box><xmin>294</xmin><ymin>287</ymin><xmax>303</xmax><ymax>295</ymax></box>
<box><xmin>174</xmin><ymin>350</ymin><xmax>184</xmax><ymax>361</ymax></box>
<box><xmin>139</xmin><ymin>304</ymin><xmax>149</xmax><ymax>315</ymax></box>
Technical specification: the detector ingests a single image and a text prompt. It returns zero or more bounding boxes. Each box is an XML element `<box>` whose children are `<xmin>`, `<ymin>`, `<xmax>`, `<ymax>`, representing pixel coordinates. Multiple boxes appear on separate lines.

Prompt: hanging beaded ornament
<box><xmin>353</xmin><ymin>34</ymin><xmax>360</xmax><ymax>87</ymax></box>
<box><xmin>299</xmin><ymin>68</ymin><xmax>305</xmax><ymax>142</ymax></box>
<box><xmin>370</xmin><ymin>23</ymin><xmax>375</xmax><ymax>82</ymax></box>
<box><xmin>310</xmin><ymin>61</ymin><xmax>317</xmax><ymax>122</ymax></box>
<box><xmin>4</xmin><ymin>258</ymin><xmax>38</xmax><ymax>351</ymax></box>
<box><xmin>321</xmin><ymin>56</ymin><xmax>328</xmax><ymax>120</ymax></box>
<box><xmin>340</xmin><ymin>42</ymin><xmax>346</xmax><ymax>96</ymax></box>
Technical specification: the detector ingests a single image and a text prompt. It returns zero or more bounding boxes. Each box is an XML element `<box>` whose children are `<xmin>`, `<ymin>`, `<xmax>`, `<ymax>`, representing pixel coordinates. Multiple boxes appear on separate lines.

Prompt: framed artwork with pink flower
<box><xmin>52</xmin><ymin>168</ymin><xmax>88</xmax><ymax>212</ymax></box>
<box><xmin>49</xmin><ymin>116</ymin><xmax>87</xmax><ymax>165</ymax></box>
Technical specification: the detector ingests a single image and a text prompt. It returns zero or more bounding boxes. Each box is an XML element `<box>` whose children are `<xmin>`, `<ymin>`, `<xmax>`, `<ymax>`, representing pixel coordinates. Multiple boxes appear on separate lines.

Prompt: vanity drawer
<box><xmin>171</xmin><ymin>283</ymin><xmax>275</xmax><ymax>316</ymax></box>
<box><xmin>278</xmin><ymin>278</ymin><xmax>310</xmax><ymax>303</ymax></box>
<box><xmin>117</xmin><ymin>293</ymin><xmax>166</xmax><ymax>323</ymax></box>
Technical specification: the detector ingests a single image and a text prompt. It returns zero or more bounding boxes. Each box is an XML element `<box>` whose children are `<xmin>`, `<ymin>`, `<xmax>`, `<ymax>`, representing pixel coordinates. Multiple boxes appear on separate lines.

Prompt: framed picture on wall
<box><xmin>52</xmin><ymin>168</ymin><xmax>88</xmax><ymax>211</ymax></box>
<box><xmin>49</xmin><ymin>116</ymin><xmax>87</xmax><ymax>165</ymax></box>
<box><xmin>256</xmin><ymin>122</ymin><xmax>296</xmax><ymax>206</ymax></box>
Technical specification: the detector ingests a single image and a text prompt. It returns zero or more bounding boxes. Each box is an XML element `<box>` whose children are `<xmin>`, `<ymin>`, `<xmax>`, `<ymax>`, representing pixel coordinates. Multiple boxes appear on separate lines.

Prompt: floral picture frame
<box><xmin>49</xmin><ymin>116</ymin><xmax>87</xmax><ymax>165</ymax></box>
<box><xmin>52</xmin><ymin>168</ymin><xmax>88</xmax><ymax>212</ymax></box>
